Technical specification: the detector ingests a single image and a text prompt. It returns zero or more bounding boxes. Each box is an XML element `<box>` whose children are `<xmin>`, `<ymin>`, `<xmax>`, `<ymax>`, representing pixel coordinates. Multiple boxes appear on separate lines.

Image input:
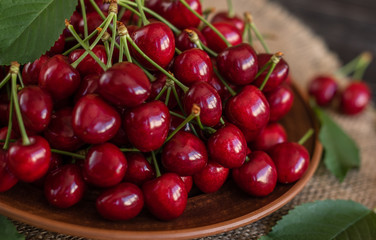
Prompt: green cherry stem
<box><xmin>151</xmin><ymin>151</ymin><xmax>161</xmax><ymax>177</ymax></box>
<box><xmin>336</xmin><ymin>51</ymin><xmax>371</xmax><ymax>77</ymax></box>
<box><xmin>80</xmin><ymin>0</ymin><xmax>89</xmax><ymax>40</ymax></box>
<box><xmin>169</xmin><ymin>111</ymin><xmax>186</xmax><ymax>119</ymax></box>
<box><xmin>175</xmin><ymin>48</ymin><xmax>182</xmax><ymax>55</ymax></box>
<box><xmin>3</xmin><ymin>93</ymin><xmax>14</xmax><ymax>150</ymax></box>
<box><xmin>118</xmin><ymin>6</ymin><xmax>126</xmax><ymax>20</ymax></box>
<box><xmin>165</xmin><ymin>87</ymin><xmax>172</xmax><ymax>106</ymax></box>
<box><xmin>203</xmin><ymin>7</ymin><xmax>215</xmax><ymax>20</ymax></box>
<box><xmin>213</xmin><ymin>68</ymin><xmax>236</xmax><ymax>96</ymax></box>
<box><xmin>51</xmin><ymin>149</ymin><xmax>86</xmax><ymax>159</ymax></box>
<box><xmin>119</xmin><ymin>148</ymin><xmax>141</xmax><ymax>152</ymax></box>
<box><xmin>132</xmin><ymin>57</ymin><xmax>155</xmax><ymax>81</ymax></box>
<box><xmin>172</xmin><ymin>84</ymin><xmax>185</xmax><ymax>114</ymax></box>
<box><xmin>352</xmin><ymin>52</ymin><xmax>373</xmax><ymax>80</ymax></box>
<box><xmin>135</xmin><ymin>0</ymin><xmax>150</xmax><ymax>25</ymax></box>
<box><xmin>227</xmin><ymin>0</ymin><xmax>234</xmax><ymax>18</ymax></box>
<box><xmin>155</xmin><ymin>86</ymin><xmax>168</xmax><ymax>101</ymax></box>
<box><xmin>0</xmin><ymin>74</ymin><xmax>11</xmax><ymax>90</ymax></box>
<box><xmin>179</xmin><ymin>0</ymin><xmax>232</xmax><ymax>47</ymax></box>
<box><xmin>118</xmin><ymin>22</ymin><xmax>133</xmax><ymax>63</ymax></box>
<box><xmin>201</xmin><ymin>42</ymin><xmax>218</xmax><ymax>57</ymax></box>
<box><xmin>89</xmin><ymin>0</ymin><xmax>106</xmax><ymax>19</ymax></box>
<box><xmin>298</xmin><ymin>128</ymin><xmax>314</xmax><ymax>145</ymax></box>
<box><xmin>107</xmin><ymin>3</ymin><xmax>119</xmax><ymax>67</ymax></box>
<box><xmin>186</xmin><ymin>29</ymin><xmax>203</xmax><ymax>50</ymax></box>
<box><xmin>220</xmin><ymin>117</ymin><xmax>225</xmax><ymax>125</ymax></box>
<box><xmin>195</xmin><ymin>116</ymin><xmax>205</xmax><ymax>130</ymax></box>
<box><xmin>243</xmin><ymin>13</ymin><xmax>252</xmax><ymax>44</ymax></box>
<box><xmin>259</xmin><ymin>52</ymin><xmax>283</xmax><ymax>91</ymax></box>
<box><xmin>62</xmin><ymin>27</ymin><xmax>103</xmax><ymax>56</ymax></box>
<box><xmin>245</xmin><ymin>12</ymin><xmax>270</xmax><ymax>53</ymax></box>
<box><xmin>17</xmin><ymin>72</ymin><xmax>24</xmax><ymax>89</ymax></box>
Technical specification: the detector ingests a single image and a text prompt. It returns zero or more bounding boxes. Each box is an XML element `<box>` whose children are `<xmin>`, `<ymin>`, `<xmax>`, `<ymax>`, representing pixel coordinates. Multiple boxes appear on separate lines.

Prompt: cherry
<box><xmin>123</xmin><ymin>152</ymin><xmax>155</xmax><ymax>186</ymax></box>
<box><xmin>142</xmin><ymin>173</ymin><xmax>187</xmax><ymax>220</ymax></box>
<box><xmin>175</xmin><ymin>27</ymin><xmax>207</xmax><ymax>51</ymax></box>
<box><xmin>32</xmin><ymin>153</ymin><xmax>63</xmax><ymax>188</ymax></box>
<box><xmin>211</xmin><ymin>12</ymin><xmax>245</xmax><ymax>33</ymax></box>
<box><xmin>207</xmin><ymin>123</ymin><xmax>247</xmax><ymax>168</ymax></box>
<box><xmin>193</xmin><ymin>160</ymin><xmax>229</xmax><ymax>193</ymax></box>
<box><xmin>180</xmin><ymin>175</ymin><xmax>193</xmax><ymax>193</ymax></box>
<box><xmin>308</xmin><ymin>75</ymin><xmax>338</xmax><ymax>106</ymax></box>
<box><xmin>69</xmin><ymin>45</ymin><xmax>107</xmax><ymax>77</ymax></box>
<box><xmin>202</xmin><ymin>22</ymin><xmax>242</xmax><ymax>53</ymax></box>
<box><xmin>131</xmin><ymin>22</ymin><xmax>175</xmax><ymax>70</ymax></box>
<box><xmin>251</xmin><ymin>123</ymin><xmax>287</xmax><ymax>152</ymax></box>
<box><xmin>44</xmin><ymin>108</ymin><xmax>84</xmax><ymax>151</ymax></box>
<box><xmin>8</xmin><ymin>136</ymin><xmax>51</xmax><ymax>182</ymax></box>
<box><xmin>96</xmin><ymin>182</ymin><xmax>144</xmax><ymax>221</ymax></box>
<box><xmin>225</xmin><ymin>85</ymin><xmax>270</xmax><ymax>142</ymax></box>
<box><xmin>216</xmin><ymin>43</ymin><xmax>258</xmax><ymax>85</ymax></box>
<box><xmin>124</xmin><ymin>101</ymin><xmax>170</xmax><ymax>152</ymax></box>
<box><xmin>0</xmin><ymin>98</ymin><xmax>9</xmax><ymax>127</ymax></box>
<box><xmin>0</xmin><ymin>150</ymin><xmax>18</xmax><ymax>192</ymax></box>
<box><xmin>162</xmin><ymin>131</ymin><xmax>207</xmax><ymax>176</ymax></box>
<box><xmin>84</xmin><ymin>143</ymin><xmax>127</xmax><ymax>188</ymax></box>
<box><xmin>173</xmin><ymin>48</ymin><xmax>213</xmax><ymax>87</ymax></box>
<box><xmin>252</xmin><ymin>54</ymin><xmax>289</xmax><ymax>92</ymax></box>
<box><xmin>340</xmin><ymin>81</ymin><xmax>371</xmax><ymax>115</ymax></box>
<box><xmin>0</xmin><ymin>126</ymin><xmax>17</xmax><ymax>146</ymax></box>
<box><xmin>99</xmin><ymin>62</ymin><xmax>151</xmax><ymax>107</ymax></box>
<box><xmin>72</xmin><ymin>94</ymin><xmax>121</xmax><ymax>144</ymax></box>
<box><xmin>74</xmin><ymin>74</ymin><xmax>100</xmax><ymax>102</ymax></box>
<box><xmin>183</xmin><ymin>82</ymin><xmax>222</xmax><ymax>127</ymax></box>
<box><xmin>46</xmin><ymin>34</ymin><xmax>65</xmax><ymax>56</ymax></box>
<box><xmin>68</xmin><ymin>11</ymin><xmax>82</xmax><ymax>34</ymax></box>
<box><xmin>145</xmin><ymin>0</ymin><xmax>202</xmax><ymax>29</ymax></box>
<box><xmin>22</xmin><ymin>55</ymin><xmax>49</xmax><ymax>85</ymax></box>
<box><xmin>232</xmin><ymin>151</ymin><xmax>277</xmax><ymax>196</ymax></box>
<box><xmin>110</xmin><ymin>124</ymin><xmax>130</xmax><ymax>147</ymax></box>
<box><xmin>269</xmin><ymin>142</ymin><xmax>310</xmax><ymax>184</ymax></box>
<box><xmin>208</xmin><ymin>74</ymin><xmax>236</xmax><ymax>101</ymax></box>
<box><xmin>78</xmin><ymin>11</ymin><xmax>105</xmax><ymax>36</ymax></box>
<box><xmin>44</xmin><ymin>164</ymin><xmax>85</xmax><ymax>208</ymax></box>
<box><xmin>169</xmin><ymin>111</ymin><xmax>191</xmax><ymax>133</ymax></box>
<box><xmin>39</xmin><ymin>55</ymin><xmax>81</xmax><ymax>102</ymax></box>
<box><xmin>265</xmin><ymin>84</ymin><xmax>294</xmax><ymax>122</ymax></box>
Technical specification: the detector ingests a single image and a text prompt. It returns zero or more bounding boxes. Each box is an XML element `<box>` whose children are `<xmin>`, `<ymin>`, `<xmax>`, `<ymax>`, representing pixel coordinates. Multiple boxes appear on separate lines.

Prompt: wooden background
<box><xmin>271</xmin><ymin>0</ymin><xmax>376</xmax><ymax>101</ymax></box>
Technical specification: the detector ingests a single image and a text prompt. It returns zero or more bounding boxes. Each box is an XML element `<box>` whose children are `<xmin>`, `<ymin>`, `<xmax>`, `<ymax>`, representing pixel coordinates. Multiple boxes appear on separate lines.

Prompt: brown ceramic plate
<box><xmin>0</xmin><ymin>84</ymin><xmax>322</xmax><ymax>240</ymax></box>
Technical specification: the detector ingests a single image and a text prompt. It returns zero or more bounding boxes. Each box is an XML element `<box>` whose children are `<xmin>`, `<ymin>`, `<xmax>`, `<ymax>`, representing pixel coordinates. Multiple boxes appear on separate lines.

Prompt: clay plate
<box><xmin>0</xmin><ymin>84</ymin><xmax>322</xmax><ymax>240</ymax></box>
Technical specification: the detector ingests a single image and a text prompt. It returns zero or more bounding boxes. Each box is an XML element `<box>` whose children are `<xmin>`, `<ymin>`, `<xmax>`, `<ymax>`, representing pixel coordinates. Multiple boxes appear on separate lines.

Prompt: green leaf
<box><xmin>0</xmin><ymin>215</ymin><xmax>25</xmax><ymax>240</ymax></box>
<box><xmin>259</xmin><ymin>200</ymin><xmax>376</xmax><ymax>240</ymax></box>
<box><xmin>313</xmin><ymin>106</ymin><xmax>360</xmax><ymax>181</ymax></box>
<box><xmin>0</xmin><ymin>0</ymin><xmax>77</xmax><ymax>65</ymax></box>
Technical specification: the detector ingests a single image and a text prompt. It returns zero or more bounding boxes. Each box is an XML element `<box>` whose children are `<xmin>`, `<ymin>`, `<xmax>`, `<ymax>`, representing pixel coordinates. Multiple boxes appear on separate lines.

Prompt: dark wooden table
<box><xmin>271</xmin><ymin>0</ymin><xmax>376</xmax><ymax>101</ymax></box>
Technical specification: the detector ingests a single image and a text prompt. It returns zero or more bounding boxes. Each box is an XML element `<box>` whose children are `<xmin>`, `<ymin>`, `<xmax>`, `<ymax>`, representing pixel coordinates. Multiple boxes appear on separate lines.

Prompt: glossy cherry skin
<box><xmin>46</xmin><ymin>34</ymin><xmax>65</xmax><ymax>56</ymax></box>
<box><xmin>173</xmin><ymin>48</ymin><xmax>213</xmax><ymax>87</ymax></box>
<box><xmin>269</xmin><ymin>142</ymin><xmax>310</xmax><ymax>184</ymax></box>
<box><xmin>0</xmin><ymin>150</ymin><xmax>18</xmax><ymax>192</ymax></box>
<box><xmin>8</xmin><ymin>136</ymin><xmax>51</xmax><ymax>182</ymax></box>
<box><xmin>225</xmin><ymin>85</ymin><xmax>270</xmax><ymax>142</ymax></box>
<box><xmin>180</xmin><ymin>175</ymin><xmax>193</xmax><ymax>193</ymax></box>
<box><xmin>44</xmin><ymin>164</ymin><xmax>85</xmax><ymax>208</ymax></box>
<box><xmin>211</xmin><ymin>12</ymin><xmax>245</xmax><ymax>33</ymax></box>
<box><xmin>207</xmin><ymin>123</ymin><xmax>247</xmax><ymax>168</ymax></box>
<box><xmin>145</xmin><ymin>0</ymin><xmax>202</xmax><ymax>29</ymax></box>
<box><xmin>217</xmin><ymin>43</ymin><xmax>258</xmax><ymax>86</ymax></box>
<box><xmin>124</xmin><ymin>101</ymin><xmax>170</xmax><ymax>152</ymax></box>
<box><xmin>142</xmin><ymin>173</ymin><xmax>188</xmax><ymax>221</ymax></box>
<box><xmin>162</xmin><ymin>131</ymin><xmax>208</xmax><ymax>176</ymax></box>
<box><xmin>39</xmin><ymin>55</ymin><xmax>81</xmax><ymax>102</ymax></box>
<box><xmin>193</xmin><ymin>160</ymin><xmax>229</xmax><ymax>193</ymax></box>
<box><xmin>72</xmin><ymin>94</ymin><xmax>121</xmax><ymax>144</ymax></box>
<box><xmin>175</xmin><ymin>27</ymin><xmax>207</xmax><ymax>51</ymax></box>
<box><xmin>96</xmin><ymin>182</ymin><xmax>144</xmax><ymax>221</ymax></box>
<box><xmin>74</xmin><ymin>74</ymin><xmax>100</xmax><ymax>102</ymax></box>
<box><xmin>84</xmin><ymin>143</ymin><xmax>127</xmax><ymax>188</ymax></box>
<box><xmin>131</xmin><ymin>22</ymin><xmax>175</xmax><ymax>70</ymax></box>
<box><xmin>69</xmin><ymin>45</ymin><xmax>107</xmax><ymax>77</ymax></box>
<box><xmin>44</xmin><ymin>108</ymin><xmax>84</xmax><ymax>151</ymax></box>
<box><xmin>22</xmin><ymin>55</ymin><xmax>49</xmax><ymax>85</ymax></box>
<box><xmin>265</xmin><ymin>84</ymin><xmax>294</xmax><ymax>122</ymax></box>
<box><xmin>124</xmin><ymin>152</ymin><xmax>155</xmax><ymax>186</ymax></box>
<box><xmin>16</xmin><ymin>86</ymin><xmax>53</xmax><ymax>133</ymax></box>
<box><xmin>251</xmin><ymin>123</ymin><xmax>287</xmax><ymax>152</ymax></box>
<box><xmin>202</xmin><ymin>22</ymin><xmax>242</xmax><ymax>53</ymax></box>
<box><xmin>183</xmin><ymin>82</ymin><xmax>222</xmax><ymax>127</ymax></box>
<box><xmin>308</xmin><ymin>75</ymin><xmax>338</xmax><ymax>106</ymax></box>
<box><xmin>99</xmin><ymin>62</ymin><xmax>151</xmax><ymax>107</ymax></box>
<box><xmin>232</xmin><ymin>151</ymin><xmax>277</xmax><ymax>196</ymax></box>
<box><xmin>252</xmin><ymin>54</ymin><xmax>289</xmax><ymax>92</ymax></box>
<box><xmin>340</xmin><ymin>81</ymin><xmax>371</xmax><ymax>115</ymax></box>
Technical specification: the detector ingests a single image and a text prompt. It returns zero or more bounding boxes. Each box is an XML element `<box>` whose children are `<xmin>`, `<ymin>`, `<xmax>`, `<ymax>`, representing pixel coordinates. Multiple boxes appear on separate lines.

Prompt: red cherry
<box><xmin>46</xmin><ymin>34</ymin><xmax>65</xmax><ymax>56</ymax></box>
<box><xmin>340</xmin><ymin>81</ymin><xmax>371</xmax><ymax>115</ymax></box>
<box><xmin>142</xmin><ymin>173</ymin><xmax>187</xmax><ymax>220</ymax></box>
<box><xmin>193</xmin><ymin>160</ymin><xmax>229</xmax><ymax>193</ymax></box>
<box><xmin>68</xmin><ymin>45</ymin><xmax>107</xmax><ymax>77</ymax></box>
<box><xmin>74</xmin><ymin>74</ymin><xmax>100</xmax><ymax>102</ymax></box>
<box><xmin>32</xmin><ymin>153</ymin><xmax>63</xmax><ymax>188</ymax></box>
<box><xmin>0</xmin><ymin>127</ymin><xmax>17</xmax><ymax>146</ymax></box>
<box><xmin>96</xmin><ymin>182</ymin><xmax>144</xmax><ymax>221</ymax></box>
<box><xmin>265</xmin><ymin>84</ymin><xmax>294</xmax><ymax>122</ymax></box>
<box><xmin>202</xmin><ymin>22</ymin><xmax>242</xmax><ymax>53</ymax></box>
<box><xmin>99</xmin><ymin>62</ymin><xmax>151</xmax><ymax>107</ymax></box>
<box><xmin>84</xmin><ymin>143</ymin><xmax>127</xmax><ymax>188</ymax></box>
<box><xmin>183</xmin><ymin>82</ymin><xmax>222</xmax><ymax>127</ymax></box>
<box><xmin>208</xmin><ymin>74</ymin><xmax>236</xmax><ymax>101</ymax></box>
<box><xmin>207</xmin><ymin>123</ymin><xmax>247</xmax><ymax>168</ymax></box>
<box><xmin>308</xmin><ymin>75</ymin><xmax>338</xmax><ymax>106</ymax></box>
<box><xmin>0</xmin><ymin>98</ymin><xmax>9</xmax><ymax>127</ymax></box>
<box><xmin>8</xmin><ymin>136</ymin><xmax>51</xmax><ymax>182</ymax></box>
<box><xmin>44</xmin><ymin>164</ymin><xmax>85</xmax><ymax>208</ymax></box>
<box><xmin>162</xmin><ymin>131</ymin><xmax>208</xmax><ymax>176</ymax></box>
<box><xmin>72</xmin><ymin>94</ymin><xmax>121</xmax><ymax>144</ymax></box>
<box><xmin>251</xmin><ymin>123</ymin><xmax>287</xmax><ymax>152</ymax></box>
<box><xmin>216</xmin><ymin>43</ymin><xmax>258</xmax><ymax>85</ymax></box>
<box><xmin>180</xmin><ymin>175</ymin><xmax>193</xmax><ymax>193</ymax></box>
<box><xmin>211</xmin><ymin>12</ymin><xmax>245</xmax><ymax>33</ymax></box>
<box><xmin>131</xmin><ymin>22</ymin><xmax>175</xmax><ymax>70</ymax></box>
<box><xmin>0</xmin><ymin>150</ymin><xmax>18</xmax><ymax>192</ymax></box>
<box><xmin>22</xmin><ymin>55</ymin><xmax>49</xmax><ymax>85</ymax></box>
<box><xmin>123</xmin><ymin>152</ymin><xmax>155</xmax><ymax>186</ymax></box>
<box><xmin>175</xmin><ymin>27</ymin><xmax>207</xmax><ymax>51</ymax></box>
<box><xmin>78</xmin><ymin>11</ymin><xmax>105</xmax><ymax>36</ymax></box>
<box><xmin>169</xmin><ymin>111</ymin><xmax>191</xmax><ymax>133</ymax></box>
<box><xmin>124</xmin><ymin>101</ymin><xmax>170</xmax><ymax>152</ymax></box>
<box><xmin>232</xmin><ymin>151</ymin><xmax>277</xmax><ymax>196</ymax></box>
<box><xmin>269</xmin><ymin>142</ymin><xmax>310</xmax><ymax>183</ymax></box>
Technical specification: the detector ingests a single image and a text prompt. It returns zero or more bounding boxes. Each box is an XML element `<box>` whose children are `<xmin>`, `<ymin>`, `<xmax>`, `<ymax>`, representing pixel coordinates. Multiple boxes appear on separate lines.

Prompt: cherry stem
<box><xmin>213</xmin><ymin>68</ymin><xmax>236</xmax><ymax>96</ymax></box>
<box><xmin>255</xmin><ymin>60</ymin><xmax>272</xmax><ymax>79</ymax></box>
<box><xmin>169</xmin><ymin>111</ymin><xmax>185</xmax><ymax>119</ymax></box>
<box><xmin>195</xmin><ymin>116</ymin><xmax>204</xmax><ymax>130</ymax></box>
<box><xmin>3</xmin><ymin>94</ymin><xmax>13</xmax><ymax>150</ymax></box>
<box><xmin>118</xmin><ymin>22</ymin><xmax>133</xmax><ymax>63</ymax></box>
<box><xmin>298</xmin><ymin>128</ymin><xmax>314</xmax><ymax>145</ymax></box>
<box><xmin>135</xmin><ymin>0</ymin><xmax>150</xmax><ymax>25</ymax></box>
<box><xmin>259</xmin><ymin>52</ymin><xmax>283</xmax><ymax>91</ymax></box>
<box><xmin>89</xmin><ymin>0</ymin><xmax>106</xmax><ymax>19</ymax></box>
<box><xmin>245</xmin><ymin>12</ymin><xmax>270</xmax><ymax>53</ymax></box>
<box><xmin>50</xmin><ymin>149</ymin><xmax>85</xmax><ymax>159</ymax></box>
<box><xmin>17</xmin><ymin>72</ymin><xmax>24</xmax><ymax>89</ymax></box>
<box><xmin>0</xmin><ymin>74</ymin><xmax>11</xmax><ymax>89</ymax></box>
<box><xmin>80</xmin><ymin>0</ymin><xmax>89</xmax><ymax>41</ymax></box>
<box><xmin>132</xmin><ymin>57</ymin><xmax>155</xmax><ymax>81</ymax></box>
<box><xmin>172</xmin><ymin>84</ymin><xmax>185</xmax><ymax>114</ymax></box>
<box><xmin>119</xmin><ymin>148</ymin><xmax>141</xmax><ymax>152</ymax></box>
<box><xmin>118</xmin><ymin>36</ymin><xmax>124</xmax><ymax>62</ymax></box>
<box><xmin>125</xmin><ymin>35</ymin><xmax>189</xmax><ymax>92</ymax></box>
<box><xmin>336</xmin><ymin>51</ymin><xmax>372</xmax><ymax>77</ymax></box>
<box><xmin>179</xmin><ymin>0</ymin><xmax>232</xmax><ymax>47</ymax></box>
<box><xmin>175</xmin><ymin>47</ymin><xmax>182</xmax><ymax>55</ymax></box>
<box><xmin>151</xmin><ymin>151</ymin><xmax>161</xmax><ymax>177</ymax></box>
<box><xmin>202</xmin><ymin>42</ymin><xmax>218</xmax><ymax>57</ymax></box>
<box><xmin>186</xmin><ymin>29</ymin><xmax>203</xmax><ymax>50</ymax></box>
<box><xmin>352</xmin><ymin>52</ymin><xmax>372</xmax><ymax>80</ymax></box>
<box><xmin>227</xmin><ymin>0</ymin><xmax>235</xmax><ymax>18</ymax></box>
<box><xmin>62</xmin><ymin>27</ymin><xmax>102</xmax><ymax>56</ymax></box>
<box><xmin>165</xmin><ymin>87</ymin><xmax>172</xmax><ymax>106</ymax></box>
<box><xmin>118</xmin><ymin>6</ymin><xmax>126</xmax><ymax>20</ymax></box>
<box><xmin>220</xmin><ymin>117</ymin><xmax>225</xmax><ymax>125</ymax></box>
<box><xmin>245</xmin><ymin>155</ymin><xmax>250</xmax><ymax>163</ymax></box>
<box><xmin>107</xmin><ymin>13</ymin><xmax>118</xmax><ymax>67</ymax></box>
<box><xmin>203</xmin><ymin>8</ymin><xmax>215</xmax><ymax>20</ymax></box>
<box><xmin>155</xmin><ymin>85</ymin><xmax>168</xmax><ymax>101</ymax></box>
<box><xmin>104</xmin><ymin>40</ymin><xmax>111</xmax><ymax>60</ymax></box>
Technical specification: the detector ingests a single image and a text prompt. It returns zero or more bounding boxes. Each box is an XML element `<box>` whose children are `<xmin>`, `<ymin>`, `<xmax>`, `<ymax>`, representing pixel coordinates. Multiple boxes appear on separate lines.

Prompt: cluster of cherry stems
<box><xmin>0</xmin><ymin>0</ymin><xmax>324</xmax><ymax>221</ymax></box>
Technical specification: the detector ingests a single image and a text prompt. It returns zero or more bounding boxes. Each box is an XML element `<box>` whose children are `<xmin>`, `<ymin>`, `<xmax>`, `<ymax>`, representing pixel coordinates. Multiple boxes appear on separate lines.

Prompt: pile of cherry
<box><xmin>0</xmin><ymin>0</ymin><xmax>319</xmax><ymax>222</ymax></box>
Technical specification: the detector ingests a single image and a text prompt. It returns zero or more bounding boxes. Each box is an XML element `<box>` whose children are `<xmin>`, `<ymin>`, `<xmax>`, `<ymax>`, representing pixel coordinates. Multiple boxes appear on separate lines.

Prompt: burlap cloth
<box><xmin>13</xmin><ymin>0</ymin><xmax>376</xmax><ymax>239</ymax></box>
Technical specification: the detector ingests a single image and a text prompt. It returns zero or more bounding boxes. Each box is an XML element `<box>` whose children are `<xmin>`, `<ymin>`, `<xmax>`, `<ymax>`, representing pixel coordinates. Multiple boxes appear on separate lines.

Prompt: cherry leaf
<box><xmin>259</xmin><ymin>200</ymin><xmax>376</xmax><ymax>240</ymax></box>
<box><xmin>0</xmin><ymin>0</ymin><xmax>77</xmax><ymax>65</ymax></box>
<box><xmin>0</xmin><ymin>215</ymin><xmax>25</xmax><ymax>240</ymax></box>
